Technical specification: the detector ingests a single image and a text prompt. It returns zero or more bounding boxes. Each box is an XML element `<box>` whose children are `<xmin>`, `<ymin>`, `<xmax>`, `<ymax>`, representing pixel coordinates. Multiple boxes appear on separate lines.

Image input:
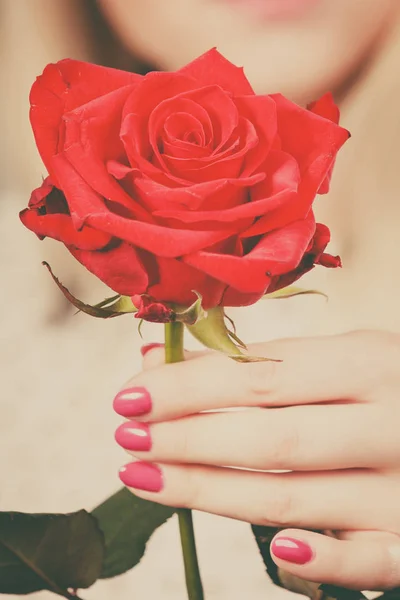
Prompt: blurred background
<box><xmin>1</xmin><ymin>1</ymin><xmax>400</xmax><ymax>598</ymax></box>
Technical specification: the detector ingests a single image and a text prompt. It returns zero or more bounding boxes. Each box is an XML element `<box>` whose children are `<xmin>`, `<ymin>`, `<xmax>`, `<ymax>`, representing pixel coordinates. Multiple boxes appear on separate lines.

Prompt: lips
<box><xmin>222</xmin><ymin>0</ymin><xmax>320</xmax><ymax>20</ymax></box>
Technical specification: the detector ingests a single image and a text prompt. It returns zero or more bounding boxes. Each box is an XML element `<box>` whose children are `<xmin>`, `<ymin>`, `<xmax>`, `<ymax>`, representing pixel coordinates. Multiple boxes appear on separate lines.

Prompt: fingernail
<box><xmin>115</xmin><ymin>421</ymin><xmax>152</xmax><ymax>452</ymax></box>
<box><xmin>119</xmin><ymin>462</ymin><xmax>163</xmax><ymax>492</ymax></box>
<box><xmin>140</xmin><ymin>343</ymin><xmax>164</xmax><ymax>357</ymax></box>
<box><xmin>271</xmin><ymin>537</ymin><xmax>313</xmax><ymax>565</ymax></box>
<box><xmin>113</xmin><ymin>387</ymin><xmax>151</xmax><ymax>417</ymax></box>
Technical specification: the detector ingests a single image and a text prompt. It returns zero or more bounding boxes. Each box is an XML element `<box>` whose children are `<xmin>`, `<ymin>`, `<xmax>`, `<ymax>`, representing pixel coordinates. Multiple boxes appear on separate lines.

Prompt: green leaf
<box><xmin>92</xmin><ymin>488</ymin><xmax>176</xmax><ymax>579</ymax></box>
<box><xmin>252</xmin><ymin>525</ymin><xmax>322</xmax><ymax>599</ymax></box>
<box><xmin>319</xmin><ymin>586</ymin><xmax>367</xmax><ymax>600</ymax></box>
<box><xmin>252</xmin><ymin>526</ymin><xmax>363</xmax><ymax>600</ymax></box>
<box><xmin>43</xmin><ymin>262</ymin><xmax>137</xmax><ymax>318</ymax></box>
<box><xmin>251</xmin><ymin>525</ymin><xmax>282</xmax><ymax>588</ymax></box>
<box><xmin>377</xmin><ymin>590</ymin><xmax>400</xmax><ymax>600</ymax></box>
<box><xmin>263</xmin><ymin>286</ymin><xmax>328</xmax><ymax>301</ymax></box>
<box><xmin>0</xmin><ymin>510</ymin><xmax>104</xmax><ymax>597</ymax></box>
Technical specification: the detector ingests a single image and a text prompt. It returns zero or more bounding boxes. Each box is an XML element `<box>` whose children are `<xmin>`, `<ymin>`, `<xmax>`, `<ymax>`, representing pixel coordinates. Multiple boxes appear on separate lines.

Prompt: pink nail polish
<box><xmin>140</xmin><ymin>343</ymin><xmax>164</xmax><ymax>357</ymax></box>
<box><xmin>271</xmin><ymin>537</ymin><xmax>313</xmax><ymax>565</ymax></box>
<box><xmin>119</xmin><ymin>462</ymin><xmax>163</xmax><ymax>492</ymax></box>
<box><xmin>115</xmin><ymin>421</ymin><xmax>152</xmax><ymax>452</ymax></box>
<box><xmin>113</xmin><ymin>387</ymin><xmax>152</xmax><ymax>417</ymax></box>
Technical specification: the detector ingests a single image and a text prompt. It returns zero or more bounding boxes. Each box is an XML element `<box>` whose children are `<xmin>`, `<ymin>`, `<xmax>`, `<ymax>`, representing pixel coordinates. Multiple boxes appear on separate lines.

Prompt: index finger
<box><xmin>113</xmin><ymin>331</ymin><xmax>393</xmax><ymax>421</ymax></box>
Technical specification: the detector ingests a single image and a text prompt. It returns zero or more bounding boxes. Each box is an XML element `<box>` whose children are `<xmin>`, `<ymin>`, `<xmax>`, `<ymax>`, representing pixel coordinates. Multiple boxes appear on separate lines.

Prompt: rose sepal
<box><xmin>186</xmin><ymin>306</ymin><xmax>281</xmax><ymax>363</ymax></box>
<box><xmin>173</xmin><ymin>291</ymin><xmax>207</xmax><ymax>326</ymax></box>
<box><xmin>42</xmin><ymin>262</ymin><xmax>137</xmax><ymax>318</ymax></box>
<box><xmin>263</xmin><ymin>286</ymin><xmax>328</xmax><ymax>301</ymax></box>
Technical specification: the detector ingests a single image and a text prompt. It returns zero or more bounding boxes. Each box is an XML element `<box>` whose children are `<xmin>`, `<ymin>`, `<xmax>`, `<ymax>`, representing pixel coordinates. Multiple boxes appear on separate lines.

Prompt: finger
<box><xmin>118</xmin><ymin>462</ymin><xmax>400</xmax><ymax>532</ymax></box>
<box><xmin>115</xmin><ymin>404</ymin><xmax>396</xmax><ymax>470</ymax></box>
<box><xmin>270</xmin><ymin>529</ymin><xmax>400</xmax><ymax>590</ymax></box>
<box><xmin>140</xmin><ymin>343</ymin><xmax>165</xmax><ymax>369</ymax></box>
<box><xmin>114</xmin><ymin>331</ymin><xmax>395</xmax><ymax>421</ymax></box>
<box><xmin>336</xmin><ymin>530</ymin><xmax>400</xmax><ymax>543</ymax></box>
<box><xmin>141</xmin><ymin>344</ymin><xmax>208</xmax><ymax>370</ymax></box>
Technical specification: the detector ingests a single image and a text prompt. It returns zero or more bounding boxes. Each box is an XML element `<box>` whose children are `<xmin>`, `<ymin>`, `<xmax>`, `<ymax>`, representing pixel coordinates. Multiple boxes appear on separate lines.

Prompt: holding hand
<box><xmin>114</xmin><ymin>331</ymin><xmax>400</xmax><ymax>590</ymax></box>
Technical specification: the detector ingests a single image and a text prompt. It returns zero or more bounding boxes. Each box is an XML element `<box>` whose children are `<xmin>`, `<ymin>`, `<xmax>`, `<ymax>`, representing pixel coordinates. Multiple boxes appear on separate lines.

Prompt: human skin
<box><xmin>114</xmin><ymin>332</ymin><xmax>400</xmax><ymax>590</ymax></box>
<box><xmin>101</xmin><ymin>0</ymin><xmax>400</xmax><ymax>589</ymax></box>
<box><xmin>99</xmin><ymin>0</ymin><xmax>399</xmax><ymax>103</ymax></box>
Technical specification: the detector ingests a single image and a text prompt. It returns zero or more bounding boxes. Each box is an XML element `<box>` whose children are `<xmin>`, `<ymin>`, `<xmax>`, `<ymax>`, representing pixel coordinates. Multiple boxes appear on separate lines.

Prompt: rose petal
<box><xmin>133</xmin><ymin>172</ymin><xmax>265</xmax><ymax>212</ymax></box>
<box><xmin>163</xmin><ymin>137</ymin><xmax>211</xmax><ymax>159</ymax></box>
<box><xmin>185</xmin><ymin>86</ymin><xmax>239</xmax><ymax>152</ymax></box>
<box><xmin>178</xmin><ymin>48</ymin><xmax>255</xmax><ymax>96</ymax></box>
<box><xmin>272</xmin><ymin>93</ymin><xmax>349</xmax><ymax>197</ymax></box>
<box><xmin>121</xmin><ymin>70</ymin><xmax>198</xmax><ymax>132</ymax></box>
<box><xmin>121</xmin><ymin>113</ymin><xmax>189</xmax><ymax>187</ymax></box>
<box><xmin>154</xmin><ymin>189</ymin><xmax>295</xmax><ymax>224</ymax></box>
<box><xmin>233</xmin><ymin>95</ymin><xmax>278</xmax><ymax>175</ymax></box>
<box><xmin>161</xmin><ymin>115</ymin><xmax>257</xmax><ymax>183</ymax></box>
<box><xmin>21</xmin><ymin>178</ymin><xmax>113</xmax><ymax>250</ymax></box>
<box><xmin>147</xmin><ymin>257</ymin><xmax>225</xmax><ymax>308</ymax></box>
<box><xmin>139</xmin><ymin>85</ymin><xmax>240</xmax><ymax>179</ymax></box>
<box><xmin>164</xmin><ymin>111</ymin><xmax>208</xmax><ymax>146</ymax></box>
<box><xmin>59</xmin><ymin>87</ymin><xmax>151</xmax><ymax>222</ymax></box>
<box><xmin>221</xmin><ymin>287</ymin><xmax>265</xmax><ymax>307</ymax></box>
<box><xmin>30</xmin><ymin>59</ymin><xmax>141</xmax><ymax>181</ymax></box>
<box><xmin>69</xmin><ymin>241</ymin><xmax>149</xmax><ymax>296</ymax></box>
<box><xmin>307</xmin><ymin>92</ymin><xmax>341</xmax><ymax>194</ymax></box>
<box><xmin>148</xmin><ymin>95</ymin><xmax>216</xmax><ymax>170</ymax></box>
<box><xmin>308</xmin><ymin>92</ymin><xmax>340</xmax><ymax>124</ymax></box>
<box><xmin>28</xmin><ymin>176</ymin><xmax>54</xmax><ymax>208</ymax></box>
<box><xmin>52</xmin><ymin>156</ymin><xmax>235</xmax><ymax>256</ymax></box>
<box><xmin>87</xmin><ymin>211</ymin><xmax>236</xmax><ymax>257</ymax></box>
<box><xmin>184</xmin><ymin>248</ymin><xmax>270</xmax><ymax>294</ymax></box>
<box><xmin>184</xmin><ymin>214</ymin><xmax>316</xmax><ymax>293</ymax></box>
<box><xmin>267</xmin><ymin>222</ymin><xmax>339</xmax><ymax>292</ymax></box>
<box><xmin>155</xmin><ymin>150</ymin><xmax>297</xmax><ymax>223</ymax></box>
<box><xmin>20</xmin><ymin>208</ymin><xmax>112</xmax><ymax>250</ymax></box>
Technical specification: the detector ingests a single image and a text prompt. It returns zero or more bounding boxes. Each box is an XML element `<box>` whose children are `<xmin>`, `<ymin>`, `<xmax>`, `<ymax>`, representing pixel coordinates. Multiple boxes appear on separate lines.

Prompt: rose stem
<box><xmin>164</xmin><ymin>321</ymin><xmax>205</xmax><ymax>600</ymax></box>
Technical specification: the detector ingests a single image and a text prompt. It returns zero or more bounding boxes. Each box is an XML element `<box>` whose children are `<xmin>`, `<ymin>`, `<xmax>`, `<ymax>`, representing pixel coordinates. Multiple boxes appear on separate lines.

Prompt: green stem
<box><xmin>164</xmin><ymin>322</ymin><xmax>204</xmax><ymax>600</ymax></box>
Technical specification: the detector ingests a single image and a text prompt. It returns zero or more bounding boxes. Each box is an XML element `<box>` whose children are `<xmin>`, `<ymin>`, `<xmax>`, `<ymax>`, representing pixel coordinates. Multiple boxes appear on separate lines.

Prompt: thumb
<box><xmin>270</xmin><ymin>529</ymin><xmax>400</xmax><ymax>591</ymax></box>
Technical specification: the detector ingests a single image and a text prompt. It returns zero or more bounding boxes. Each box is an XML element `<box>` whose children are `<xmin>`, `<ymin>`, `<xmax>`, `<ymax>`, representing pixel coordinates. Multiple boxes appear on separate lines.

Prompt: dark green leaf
<box><xmin>92</xmin><ymin>488</ymin><xmax>176</xmax><ymax>579</ymax></box>
<box><xmin>378</xmin><ymin>590</ymin><xmax>400</xmax><ymax>600</ymax></box>
<box><xmin>252</xmin><ymin>525</ymin><xmax>328</xmax><ymax>600</ymax></box>
<box><xmin>319</xmin><ymin>585</ymin><xmax>367</xmax><ymax>600</ymax></box>
<box><xmin>251</xmin><ymin>525</ymin><xmax>282</xmax><ymax>588</ymax></box>
<box><xmin>0</xmin><ymin>510</ymin><xmax>104</xmax><ymax>597</ymax></box>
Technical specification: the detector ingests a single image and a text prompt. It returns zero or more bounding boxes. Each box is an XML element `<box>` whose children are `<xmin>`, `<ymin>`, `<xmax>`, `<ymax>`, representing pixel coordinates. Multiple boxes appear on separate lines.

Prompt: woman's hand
<box><xmin>113</xmin><ymin>331</ymin><xmax>400</xmax><ymax>590</ymax></box>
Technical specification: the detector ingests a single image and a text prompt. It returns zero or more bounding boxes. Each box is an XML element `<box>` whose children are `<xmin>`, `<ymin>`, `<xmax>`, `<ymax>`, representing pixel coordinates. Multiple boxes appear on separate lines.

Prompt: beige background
<box><xmin>0</xmin><ymin>2</ymin><xmax>310</xmax><ymax>598</ymax></box>
<box><xmin>2</xmin><ymin>1</ymin><xmax>396</xmax><ymax>599</ymax></box>
<box><xmin>1</xmin><ymin>192</ymin><xmax>309</xmax><ymax>599</ymax></box>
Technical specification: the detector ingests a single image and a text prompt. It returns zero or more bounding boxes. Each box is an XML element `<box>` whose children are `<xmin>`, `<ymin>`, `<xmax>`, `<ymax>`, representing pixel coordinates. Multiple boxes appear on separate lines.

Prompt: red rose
<box><xmin>20</xmin><ymin>49</ymin><xmax>349</xmax><ymax>309</ymax></box>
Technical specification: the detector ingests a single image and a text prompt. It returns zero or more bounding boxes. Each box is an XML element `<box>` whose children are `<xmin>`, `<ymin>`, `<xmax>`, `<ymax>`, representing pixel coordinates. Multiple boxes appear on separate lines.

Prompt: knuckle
<box><xmin>269</xmin><ymin>423</ymin><xmax>300</xmax><ymax>469</ymax></box>
<box><xmin>179</xmin><ymin>468</ymin><xmax>203</xmax><ymax>509</ymax></box>
<box><xmin>173</xmin><ymin>422</ymin><xmax>191</xmax><ymax>461</ymax></box>
<box><xmin>245</xmin><ymin>359</ymin><xmax>279</xmax><ymax>400</ymax></box>
<box><xmin>260</xmin><ymin>481</ymin><xmax>295</xmax><ymax>527</ymax></box>
<box><xmin>350</xmin><ymin>329</ymin><xmax>400</xmax><ymax>359</ymax></box>
<box><xmin>346</xmin><ymin>330</ymin><xmax>400</xmax><ymax>395</ymax></box>
<box><xmin>380</xmin><ymin>543</ymin><xmax>400</xmax><ymax>589</ymax></box>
